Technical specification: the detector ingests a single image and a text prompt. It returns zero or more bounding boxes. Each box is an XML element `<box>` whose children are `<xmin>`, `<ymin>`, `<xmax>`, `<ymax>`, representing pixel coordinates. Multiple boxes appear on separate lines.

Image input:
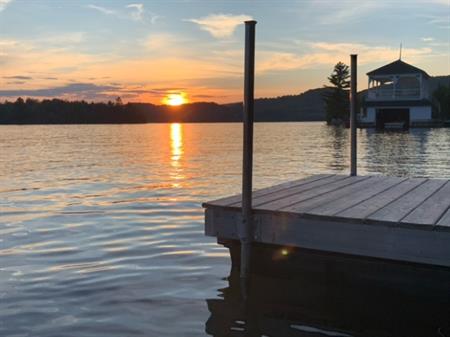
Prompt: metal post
<box><xmin>241</xmin><ymin>20</ymin><xmax>256</xmax><ymax>281</ymax></box>
<box><xmin>350</xmin><ymin>54</ymin><xmax>357</xmax><ymax>176</ymax></box>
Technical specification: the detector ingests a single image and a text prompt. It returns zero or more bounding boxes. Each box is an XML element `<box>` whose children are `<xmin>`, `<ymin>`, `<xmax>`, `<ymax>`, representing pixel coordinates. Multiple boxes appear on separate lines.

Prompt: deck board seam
<box><xmin>363</xmin><ymin>178</ymin><xmax>430</xmax><ymax>220</ymax></box>
<box><xmin>204</xmin><ymin>174</ymin><xmax>333</xmax><ymax>208</ymax></box>
<box><xmin>303</xmin><ymin>176</ymin><xmax>398</xmax><ymax>216</ymax></box>
<box><xmin>336</xmin><ymin>178</ymin><xmax>427</xmax><ymax>220</ymax></box>
<box><xmin>398</xmin><ymin>179</ymin><xmax>450</xmax><ymax>224</ymax></box>
<box><xmin>436</xmin><ymin>207</ymin><xmax>450</xmax><ymax>228</ymax></box>
<box><xmin>226</xmin><ymin>174</ymin><xmax>335</xmax><ymax>207</ymax></box>
<box><xmin>278</xmin><ymin>176</ymin><xmax>373</xmax><ymax>212</ymax></box>
<box><xmin>428</xmin><ymin>181</ymin><xmax>450</xmax><ymax>226</ymax></box>
<box><xmin>250</xmin><ymin>175</ymin><xmax>350</xmax><ymax>208</ymax></box>
<box><xmin>330</xmin><ymin>177</ymin><xmax>408</xmax><ymax>217</ymax></box>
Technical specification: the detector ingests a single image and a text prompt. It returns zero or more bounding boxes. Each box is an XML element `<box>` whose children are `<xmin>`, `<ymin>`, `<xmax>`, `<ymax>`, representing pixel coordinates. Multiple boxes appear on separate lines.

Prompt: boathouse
<box><xmin>360</xmin><ymin>59</ymin><xmax>432</xmax><ymax>128</ymax></box>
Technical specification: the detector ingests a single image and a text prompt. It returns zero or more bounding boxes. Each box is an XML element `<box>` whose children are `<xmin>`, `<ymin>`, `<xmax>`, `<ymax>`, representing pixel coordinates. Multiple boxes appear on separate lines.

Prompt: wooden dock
<box><xmin>203</xmin><ymin>174</ymin><xmax>450</xmax><ymax>268</ymax></box>
<box><xmin>203</xmin><ymin>23</ymin><xmax>450</xmax><ymax>280</ymax></box>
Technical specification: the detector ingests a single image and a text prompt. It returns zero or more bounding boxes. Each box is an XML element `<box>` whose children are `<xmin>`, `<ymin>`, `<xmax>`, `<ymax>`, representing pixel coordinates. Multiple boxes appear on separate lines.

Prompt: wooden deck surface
<box><xmin>203</xmin><ymin>174</ymin><xmax>450</xmax><ymax>267</ymax></box>
<box><xmin>204</xmin><ymin>174</ymin><xmax>450</xmax><ymax>230</ymax></box>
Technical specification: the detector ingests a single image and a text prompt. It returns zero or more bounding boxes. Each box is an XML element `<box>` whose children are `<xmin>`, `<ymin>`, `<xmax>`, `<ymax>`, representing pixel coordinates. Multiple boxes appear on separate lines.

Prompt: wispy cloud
<box><xmin>0</xmin><ymin>0</ymin><xmax>13</xmax><ymax>12</ymax></box>
<box><xmin>186</xmin><ymin>13</ymin><xmax>252</xmax><ymax>38</ymax></box>
<box><xmin>127</xmin><ymin>3</ymin><xmax>144</xmax><ymax>21</ymax></box>
<box><xmin>422</xmin><ymin>37</ymin><xmax>435</xmax><ymax>42</ymax></box>
<box><xmin>0</xmin><ymin>83</ymin><xmax>117</xmax><ymax>97</ymax></box>
<box><xmin>87</xmin><ymin>3</ymin><xmax>158</xmax><ymax>24</ymax></box>
<box><xmin>87</xmin><ymin>4</ymin><xmax>115</xmax><ymax>16</ymax></box>
<box><xmin>0</xmin><ymin>82</ymin><xmax>199</xmax><ymax>102</ymax></box>
<box><xmin>315</xmin><ymin>1</ymin><xmax>385</xmax><ymax>25</ymax></box>
<box><xmin>3</xmin><ymin>75</ymin><xmax>32</xmax><ymax>80</ymax></box>
<box><xmin>257</xmin><ymin>42</ymin><xmax>432</xmax><ymax>73</ymax></box>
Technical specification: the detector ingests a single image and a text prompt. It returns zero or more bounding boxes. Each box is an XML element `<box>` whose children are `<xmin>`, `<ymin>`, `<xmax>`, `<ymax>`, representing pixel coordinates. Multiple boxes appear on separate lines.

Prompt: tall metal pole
<box><xmin>241</xmin><ymin>20</ymin><xmax>256</xmax><ymax>281</ymax></box>
<box><xmin>350</xmin><ymin>54</ymin><xmax>357</xmax><ymax>176</ymax></box>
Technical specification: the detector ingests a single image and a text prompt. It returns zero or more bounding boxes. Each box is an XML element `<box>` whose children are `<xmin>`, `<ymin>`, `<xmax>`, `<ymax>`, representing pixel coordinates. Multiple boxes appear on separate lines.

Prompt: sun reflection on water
<box><xmin>170</xmin><ymin>123</ymin><xmax>183</xmax><ymax>164</ymax></box>
<box><xmin>170</xmin><ymin>123</ymin><xmax>185</xmax><ymax>187</ymax></box>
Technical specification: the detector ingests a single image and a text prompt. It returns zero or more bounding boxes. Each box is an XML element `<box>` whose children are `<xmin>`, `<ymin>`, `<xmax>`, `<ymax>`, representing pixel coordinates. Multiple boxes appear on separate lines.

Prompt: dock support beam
<box><xmin>350</xmin><ymin>54</ymin><xmax>357</xmax><ymax>176</ymax></box>
<box><xmin>241</xmin><ymin>20</ymin><xmax>257</xmax><ymax>281</ymax></box>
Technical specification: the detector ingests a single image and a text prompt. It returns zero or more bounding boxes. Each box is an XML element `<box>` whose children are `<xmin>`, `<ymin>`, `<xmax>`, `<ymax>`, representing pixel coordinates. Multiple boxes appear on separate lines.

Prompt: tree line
<box><xmin>0</xmin><ymin>90</ymin><xmax>328</xmax><ymax>124</ymax></box>
<box><xmin>0</xmin><ymin>98</ymin><xmax>240</xmax><ymax>124</ymax></box>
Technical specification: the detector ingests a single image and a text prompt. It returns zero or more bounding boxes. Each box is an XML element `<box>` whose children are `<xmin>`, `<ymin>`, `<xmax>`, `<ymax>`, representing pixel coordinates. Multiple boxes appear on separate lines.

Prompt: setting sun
<box><xmin>163</xmin><ymin>93</ymin><xmax>188</xmax><ymax>106</ymax></box>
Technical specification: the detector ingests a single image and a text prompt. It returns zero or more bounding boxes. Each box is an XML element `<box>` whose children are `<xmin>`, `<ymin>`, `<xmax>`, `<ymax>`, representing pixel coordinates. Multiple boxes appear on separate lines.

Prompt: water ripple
<box><xmin>1</xmin><ymin>123</ymin><xmax>450</xmax><ymax>336</ymax></box>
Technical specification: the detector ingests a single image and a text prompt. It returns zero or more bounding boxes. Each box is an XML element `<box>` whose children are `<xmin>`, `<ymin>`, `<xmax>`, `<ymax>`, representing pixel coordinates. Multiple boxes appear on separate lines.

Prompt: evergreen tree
<box><xmin>432</xmin><ymin>85</ymin><xmax>450</xmax><ymax>121</ymax></box>
<box><xmin>323</xmin><ymin>62</ymin><xmax>350</xmax><ymax>124</ymax></box>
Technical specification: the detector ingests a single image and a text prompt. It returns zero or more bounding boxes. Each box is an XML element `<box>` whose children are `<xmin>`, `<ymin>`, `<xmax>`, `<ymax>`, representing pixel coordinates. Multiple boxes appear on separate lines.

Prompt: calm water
<box><xmin>1</xmin><ymin>123</ymin><xmax>450</xmax><ymax>336</ymax></box>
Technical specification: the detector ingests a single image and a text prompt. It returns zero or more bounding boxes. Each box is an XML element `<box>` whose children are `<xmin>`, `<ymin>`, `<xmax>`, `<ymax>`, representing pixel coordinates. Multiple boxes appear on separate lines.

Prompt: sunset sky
<box><xmin>0</xmin><ymin>0</ymin><xmax>449</xmax><ymax>104</ymax></box>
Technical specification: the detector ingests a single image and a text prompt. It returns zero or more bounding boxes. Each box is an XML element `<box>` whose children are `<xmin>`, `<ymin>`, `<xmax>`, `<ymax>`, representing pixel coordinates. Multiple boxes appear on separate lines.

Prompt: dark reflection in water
<box><xmin>359</xmin><ymin>128</ymin><xmax>450</xmax><ymax>178</ymax></box>
<box><xmin>206</xmin><ymin>270</ymin><xmax>450</xmax><ymax>337</ymax></box>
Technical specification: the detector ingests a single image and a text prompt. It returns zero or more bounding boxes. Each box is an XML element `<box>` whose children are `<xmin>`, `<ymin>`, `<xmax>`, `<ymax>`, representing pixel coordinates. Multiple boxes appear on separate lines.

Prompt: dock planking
<box><xmin>366</xmin><ymin>178</ymin><xmax>447</xmax><ymax>224</ymax></box>
<box><xmin>257</xmin><ymin>175</ymin><xmax>368</xmax><ymax>211</ymax></box>
<box><xmin>336</xmin><ymin>178</ymin><xmax>427</xmax><ymax>220</ymax></box>
<box><xmin>206</xmin><ymin>174</ymin><xmax>332</xmax><ymax>207</ymax></box>
<box><xmin>401</xmin><ymin>181</ymin><xmax>450</xmax><ymax>226</ymax></box>
<box><xmin>204</xmin><ymin>174</ymin><xmax>450</xmax><ymax>268</ymax></box>
<box><xmin>230</xmin><ymin>174</ymin><xmax>347</xmax><ymax>208</ymax></box>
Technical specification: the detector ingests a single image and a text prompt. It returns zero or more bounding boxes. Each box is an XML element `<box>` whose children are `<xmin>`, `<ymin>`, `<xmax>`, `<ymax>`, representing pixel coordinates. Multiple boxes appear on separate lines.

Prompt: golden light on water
<box><xmin>163</xmin><ymin>93</ymin><xmax>188</xmax><ymax>106</ymax></box>
<box><xmin>169</xmin><ymin>123</ymin><xmax>185</xmax><ymax>188</ymax></box>
<box><xmin>170</xmin><ymin>123</ymin><xmax>183</xmax><ymax>162</ymax></box>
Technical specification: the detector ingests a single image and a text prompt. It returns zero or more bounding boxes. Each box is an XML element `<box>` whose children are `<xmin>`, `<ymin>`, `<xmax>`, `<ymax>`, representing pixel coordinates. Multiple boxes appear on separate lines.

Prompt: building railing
<box><xmin>367</xmin><ymin>88</ymin><xmax>423</xmax><ymax>101</ymax></box>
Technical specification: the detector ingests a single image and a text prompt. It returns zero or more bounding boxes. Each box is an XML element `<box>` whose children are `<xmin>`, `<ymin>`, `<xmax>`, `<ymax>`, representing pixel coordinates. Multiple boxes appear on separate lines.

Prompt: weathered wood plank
<box><xmin>205</xmin><ymin>207</ymin><xmax>450</xmax><ymax>267</ymax></box>
<box><xmin>308</xmin><ymin>176</ymin><xmax>406</xmax><ymax>216</ymax></box>
<box><xmin>282</xmin><ymin>176</ymin><xmax>385</xmax><ymax>214</ymax></box>
<box><xmin>367</xmin><ymin>179</ymin><xmax>447</xmax><ymax>224</ymax></box>
<box><xmin>437</xmin><ymin>207</ymin><xmax>450</xmax><ymax>229</ymax></box>
<box><xmin>203</xmin><ymin>174</ymin><xmax>332</xmax><ymax>207</ymax></box>
<box><xmin>258</xmin><ymin>175</ymin><xmax>370</xmax><ymax>212</ymax></box>
<box><xmin>232</xmin><ymin>174</ymin><xmax>348</xmax><ymax>208</ymax></box>
<box><xmin>336</xmin><ymin>178</ymin><xmax>427</xmax><ymax>219</ymax></box>
<box><xmin>401</xmin><ymin>181</ymin><xmax>450</xmax><ymax>225</ymax></box>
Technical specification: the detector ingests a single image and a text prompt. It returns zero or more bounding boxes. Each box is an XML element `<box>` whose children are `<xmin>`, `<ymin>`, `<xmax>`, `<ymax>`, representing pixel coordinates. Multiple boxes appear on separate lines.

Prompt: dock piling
<box><xmin>241</xmin><ymin>20</ymin><xmax>257</xmax><ymax>281</ymax></box>
<box><xmin>350</xmin><ymin>54</ymin><xmax>357</xmax><ymax>176</ymax></box>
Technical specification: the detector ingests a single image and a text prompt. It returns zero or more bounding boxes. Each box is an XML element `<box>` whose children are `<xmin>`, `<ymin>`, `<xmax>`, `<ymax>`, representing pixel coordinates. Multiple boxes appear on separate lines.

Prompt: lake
<box><xmin>1</xmin><ymin>123</ymin><xmax>450</xmax><ymax>336</ymax></box>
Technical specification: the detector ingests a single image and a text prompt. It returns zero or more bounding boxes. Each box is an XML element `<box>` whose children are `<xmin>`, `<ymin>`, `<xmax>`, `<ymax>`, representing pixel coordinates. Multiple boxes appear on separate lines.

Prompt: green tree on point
<box><xmin>323</xmin><ymin>62</ymin><xmax>350</xmax><ymax>124</ymax></box>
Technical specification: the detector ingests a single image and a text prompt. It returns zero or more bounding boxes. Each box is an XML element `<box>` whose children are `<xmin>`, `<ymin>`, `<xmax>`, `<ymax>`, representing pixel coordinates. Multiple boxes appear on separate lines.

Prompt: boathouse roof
<box><xmin>367</xmin><ymin>60</ymin><xmax>430</xmax><ymax>78</ymax></box>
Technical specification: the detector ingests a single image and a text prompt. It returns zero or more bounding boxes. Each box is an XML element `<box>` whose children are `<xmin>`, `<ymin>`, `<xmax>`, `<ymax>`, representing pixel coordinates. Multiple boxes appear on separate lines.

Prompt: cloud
<box><xmin>0</xmin><ymin>82</ymin><xmax>194</xmax><ymax>102</ymax></box>
<box><xmin>87</xmin><ymin>3</ymin><xmax>158</xmax><ymax>23</ymax></box>
<box><xmin>186</xmin><ymin>14</ymin><xmax>252</xmax><ymax>38</ymax></box>
<box><xmin>422</xmin><ymin>37</ymin><xmax>435</xmax><ymax>42</ymax></box>
<box><xmin>3</xmin><ymin>75</ymin><xmax>32</xmax><ymax>80</ymax></box>
<box><xmin>87</xmin><ymin>4</ymin><xmax>115</xmax><ymax>15</ymax></box>
<box><xmin>257</xmin><ymin>42</ymin><xmax>433</xmax><ymax>73</ymax></box>
<box><xmin>0</xmin><ymin>0</ymin><xmax>13</xmax><ymax>12</ymax></box>
<box><xmin>0</xmin><ymin>83</ymin><xmax>118</xmax><ymax>98</ymax></box>
<box><xmin>315</xmin><ymin>1</ymin><xmax>385</xmax><ymax>25</ymax></box>
<box><xmin>127</xmin><ymin>3</ymin><xmax>144</xmax><ymax>21</ymax></box>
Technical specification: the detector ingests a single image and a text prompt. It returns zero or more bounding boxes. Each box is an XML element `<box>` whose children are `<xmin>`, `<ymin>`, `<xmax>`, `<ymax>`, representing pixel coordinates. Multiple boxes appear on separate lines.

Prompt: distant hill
<box><xmin>0</xmin><ymin>76</ymin><xmax>448</xmax><ymax>124</ymax></box>
<box><xmin>226</xmin><ymin>88</ymin><xmax>330</xmax><ymax>122</ymax></box>
<box><xmin>0</xmin><ymin>88</ymin><xmax>330</xmax><ymax>124</ymax></box>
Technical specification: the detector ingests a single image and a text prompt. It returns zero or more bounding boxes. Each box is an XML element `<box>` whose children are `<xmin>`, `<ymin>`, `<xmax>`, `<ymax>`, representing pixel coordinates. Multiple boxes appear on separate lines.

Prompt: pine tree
<box><xmin>323</xmin><ymin>62</ymin><xmax>350</xmax><ymax>124</ymax></box>
<box><xmin>432</xmin><ymin>85</ymin><xmax>450</xmax><ymax>121</ymax></box>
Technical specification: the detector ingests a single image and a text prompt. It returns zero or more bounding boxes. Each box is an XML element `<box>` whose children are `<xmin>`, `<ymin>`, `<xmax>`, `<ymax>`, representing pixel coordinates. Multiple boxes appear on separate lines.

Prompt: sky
<box><xmin>0</xmin><ymin>0</ymin><xmax>449</xmax><ymax>104</ymax></box>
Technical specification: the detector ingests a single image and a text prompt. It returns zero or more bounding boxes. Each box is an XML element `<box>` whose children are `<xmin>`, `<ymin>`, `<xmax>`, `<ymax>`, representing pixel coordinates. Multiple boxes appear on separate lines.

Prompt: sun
<box><xmin>163</xmin><ymin>93</ymin><xmax>188</xmax><ymax>106</ymax></box>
